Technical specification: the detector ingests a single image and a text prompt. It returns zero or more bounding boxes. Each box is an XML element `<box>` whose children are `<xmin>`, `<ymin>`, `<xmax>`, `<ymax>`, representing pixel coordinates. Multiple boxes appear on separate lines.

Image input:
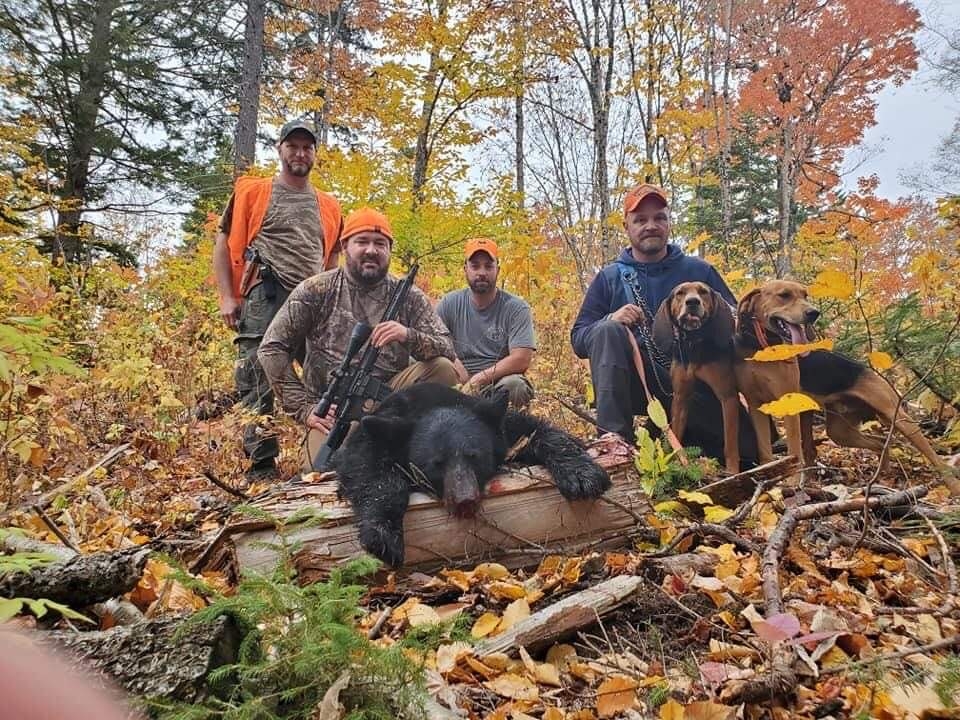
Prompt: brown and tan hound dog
<box><xmin>735</xmin><ymin>280</ymin><xmax>954</xmax><ymax>481</ymax></box>
<box><xmin>653</xmin><ymin>282</ymin><xmax>741</xmax><ymax>473</ymax></box>
<box><xmin>732</xmin><ymin>281</ymin><xmax>812</xmax><ymax>469</ymax></box>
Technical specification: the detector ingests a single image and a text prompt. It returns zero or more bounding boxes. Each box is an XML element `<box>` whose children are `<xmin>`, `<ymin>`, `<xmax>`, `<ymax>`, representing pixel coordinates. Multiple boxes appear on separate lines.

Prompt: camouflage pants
<box><xmin>479</xmin><ymin>374</ymin><xmax>535</xmax><ymax>408</ymax></box>
<box><xmin>235</xmin><ymin>282</ymin><xmax>301</xmax><ymax>463</ymax></box>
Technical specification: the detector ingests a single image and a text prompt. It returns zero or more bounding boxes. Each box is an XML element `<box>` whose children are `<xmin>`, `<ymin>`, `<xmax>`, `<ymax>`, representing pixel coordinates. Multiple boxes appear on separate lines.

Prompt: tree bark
<box><xmin>45</xmin><ymin>615</ymin><xmax>241</xmax><ymax>702</ymax></box>
<box><xmin>234</xmin><ymin>0</ymin><xmax>266</xmax><ymax>175</ymax></box>
<box><xmin>587</xmin><ymin>0</ymin><xmax>616</xmax><ymax>259</ymax></box>
<box><xmin>512</xmin><ymin>1</ymin><xmax>526</xmax><ymax>210</ymax></box>
<box><xmin>0</xmin><ymin>547</ymin><xmax>149</xmax><ymax>608</ymax></box>
<box><xmin>474</xmin><ymin>574</ymin><xmax>646</xmax><ymax>656</ymax></box>
<box><xmin>53</xmin><ymin>0</ymin><xmax>118</xmax><ymax>264</ymax></box>
<box><xmin>718</xmin><ymin>0</ymin><xmax>734</xmax><ymax>251</ymax></box>
<box><xmin>776</xmin><ymin>116</ymin><xmax>794</xmax><ymax>277</ymax></box>
<box><xmin>411</xmin><ymin>0</ymin><xmax>449</xmax><ymax>208</ymax></box>
<box><xmin>515</xmin><ymin>90</ymin><xmax>525</xmax><ymax>210</ymax></box>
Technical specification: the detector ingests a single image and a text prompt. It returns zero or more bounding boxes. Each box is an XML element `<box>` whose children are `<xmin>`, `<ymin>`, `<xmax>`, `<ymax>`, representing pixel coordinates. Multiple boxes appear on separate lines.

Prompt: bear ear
<box><xmin>473</xmin><ymin>390</ymin><xmax>509</xmax><ymax>426</ymax></box>
<box><xmin>361</xmin><ymin>414</ymin><xmax>413</xmax><ymax>446</ymax></box>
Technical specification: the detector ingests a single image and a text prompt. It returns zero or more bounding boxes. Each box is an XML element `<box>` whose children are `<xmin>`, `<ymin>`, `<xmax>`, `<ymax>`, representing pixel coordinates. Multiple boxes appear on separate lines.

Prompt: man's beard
<box><xmin>633</xmin><ymin>234</ymin><xmax>666</xmax><ymax>256</ymax></box>
<box><xmin>347</xmin><ymin>256</ymin><xmax>388</xmax><ymax>286</ymax></box>
<box><xmin>468</xmin><ymin>278</ymin><xmax>492</xmax><ymax>294</ymax></box>
<box><xmin>283</xmin><ymin>158</ymin><xmax>312</xmax><ymax>177</ymax></box>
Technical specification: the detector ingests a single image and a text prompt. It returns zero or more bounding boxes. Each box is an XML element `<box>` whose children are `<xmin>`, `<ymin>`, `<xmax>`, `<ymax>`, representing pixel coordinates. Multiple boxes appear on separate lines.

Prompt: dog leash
<box><xmin>624</xmin><ymin>330</ymin><xmax>687</xmax><ymax>462</ymax></box>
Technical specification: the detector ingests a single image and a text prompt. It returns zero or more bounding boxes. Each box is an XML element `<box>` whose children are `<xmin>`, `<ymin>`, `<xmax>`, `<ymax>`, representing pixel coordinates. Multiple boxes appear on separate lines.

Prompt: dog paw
<box><xmin>553</xmin><ymin>458</ymin><xmax>612</xmax><ymax>500</ymax></box>
<box><xmin>358</xmin><ymin>522</ymin><xmax>405</xmax><ymax>568</ymax></box>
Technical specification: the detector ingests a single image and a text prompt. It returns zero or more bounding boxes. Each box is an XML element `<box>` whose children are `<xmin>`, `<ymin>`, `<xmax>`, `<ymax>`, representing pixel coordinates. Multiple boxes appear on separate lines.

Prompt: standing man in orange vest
<box><xmin>212</xmin><ymin>119</ymin><xmax>342</xmax><ymax>482</ymax></box>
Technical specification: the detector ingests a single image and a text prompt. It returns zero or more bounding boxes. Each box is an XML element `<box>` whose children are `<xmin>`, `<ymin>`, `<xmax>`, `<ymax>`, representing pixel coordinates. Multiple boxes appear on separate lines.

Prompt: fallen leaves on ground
<box><xmin>6</xmin><ymin>409</ymin><xmax>960</xmax><ymax>720</ymax></box>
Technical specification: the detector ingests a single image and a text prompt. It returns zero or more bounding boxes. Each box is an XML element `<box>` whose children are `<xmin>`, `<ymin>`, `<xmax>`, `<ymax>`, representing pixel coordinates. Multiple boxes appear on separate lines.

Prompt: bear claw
<box><xmin>358</xmin><ymin>522</ymin><xmax>405</xmax><ymax>568</ymax></box>
<box><xmin>552</xmin><ymin>459</ymin><xmax>612</xmax><ymax>500</ymax></box>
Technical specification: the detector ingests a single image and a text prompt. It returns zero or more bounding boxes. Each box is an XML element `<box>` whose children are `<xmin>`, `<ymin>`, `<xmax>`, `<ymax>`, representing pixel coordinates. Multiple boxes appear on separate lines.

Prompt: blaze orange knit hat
<box><xmin>465</xmin><ymin>237</ymin><xmax>499</xmax><ymax>260</ymax></box>
<box><xmin>624</xmin><ymin>183</ymin><xmax>669</xmax><ymax>214</ymax></box>
<box><xmin>341</xmin><ymin>207</ymin><xmax>394</xmax><ymax>244</ymax></box>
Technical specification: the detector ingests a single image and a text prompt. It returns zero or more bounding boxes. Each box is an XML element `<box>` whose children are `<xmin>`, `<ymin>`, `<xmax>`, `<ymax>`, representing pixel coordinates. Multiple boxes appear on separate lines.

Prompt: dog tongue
<box><xmin>789</xmin><ymin>324</ymin><xmax>805</xmax><ymax>345</ymax></box>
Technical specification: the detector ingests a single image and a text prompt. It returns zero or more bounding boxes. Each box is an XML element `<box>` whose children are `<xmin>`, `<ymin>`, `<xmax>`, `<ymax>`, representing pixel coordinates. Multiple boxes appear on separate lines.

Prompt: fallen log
<box><xmin>0</xmin><ymin>546</ymin><xmax>150</xmax><ymax>607</ymax></box>
<box><xmin>44</xmin><ymin>615</ymin><xmax>240</xmax><ymax>702</ymax></box>
<box><xmin>230</xmin><ymin>435</ymin><xmax>647</xmax><ymax>578</ymax></box>
<box><xmin>474</xmin><ymin>574</ymin><xmax>647</xmax><ymax>657</ymax></box>
<box><xmin>697</xmin><ymin>455</ymin><xmax>799</xmax><ymax>508</ymax></box>
<box><xmin>1</xmin><ymin>532</ymin><xmax>77</xmax><ymax>562</ymax></box>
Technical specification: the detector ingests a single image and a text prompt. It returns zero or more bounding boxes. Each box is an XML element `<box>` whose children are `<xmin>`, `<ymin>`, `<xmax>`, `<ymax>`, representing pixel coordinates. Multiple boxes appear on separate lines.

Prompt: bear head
<box><xmin>360</xmin><ymin>391</ymin><xmax>509</xmax><ymax>518</ymax></box>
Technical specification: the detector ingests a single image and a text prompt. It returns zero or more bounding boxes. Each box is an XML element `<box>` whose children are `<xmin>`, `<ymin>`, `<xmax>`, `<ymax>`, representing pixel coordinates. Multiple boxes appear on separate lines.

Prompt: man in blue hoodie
<box><xmin>571</xmin><ymin>183</ymin><xmax>751</xmax><ymax>462</ymax></box>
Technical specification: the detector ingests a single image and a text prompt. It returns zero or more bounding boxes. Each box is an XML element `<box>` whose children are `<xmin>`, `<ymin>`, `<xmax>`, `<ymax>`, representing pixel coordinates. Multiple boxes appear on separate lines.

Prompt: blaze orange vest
<box><xmin>226</xmin><ymin>175</ymin><xmax>343</xmax><ymax>301</ymax></box>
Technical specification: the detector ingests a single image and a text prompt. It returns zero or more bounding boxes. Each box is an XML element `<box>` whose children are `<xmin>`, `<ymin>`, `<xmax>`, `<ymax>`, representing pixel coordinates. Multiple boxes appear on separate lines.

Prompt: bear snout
<box><xmin>450</xmin><ymin>498</ymin><xmax>478</xmax><ymax>518</ymax></box>
<box><xmin>443</xmin><ymin>465</ymin><xmax>481</xmax><ymax>517</ymax></box>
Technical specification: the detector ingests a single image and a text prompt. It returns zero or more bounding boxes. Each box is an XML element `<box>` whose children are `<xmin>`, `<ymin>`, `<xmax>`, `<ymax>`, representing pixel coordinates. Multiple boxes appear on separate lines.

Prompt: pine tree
<box><xmin>0</xmin><ymin>0</ymin><xmax>237</xmax><ymax>265</ymax></box>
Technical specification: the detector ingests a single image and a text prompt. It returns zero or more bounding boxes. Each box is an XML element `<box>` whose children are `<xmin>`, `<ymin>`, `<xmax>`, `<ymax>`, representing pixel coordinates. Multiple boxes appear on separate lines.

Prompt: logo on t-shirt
<box><xmin>485</xmin><ymin>326</ymin><xmax>506</xmax><ymax>344</ymax></box>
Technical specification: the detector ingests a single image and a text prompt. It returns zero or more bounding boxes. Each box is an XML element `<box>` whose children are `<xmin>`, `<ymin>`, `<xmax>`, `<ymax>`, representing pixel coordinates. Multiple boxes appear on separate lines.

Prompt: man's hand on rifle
<box><xmin>370</xmin><ymin>321</ymin><xmax>408</xmax><ymax>348</ymax></box>
<box><xmin>608</xmin><ymin>304</ymin><xmax>645</xmax><ymax>327</ymax></box>
<box><xmin>307</xmin><ymin>404</ymin><xmax>337</xmax><ymax>433</ymax></box>
<box><xmin>219</xmin><ymin>296</ymin><xmax>241</xmax><ymax>330</ymax></box>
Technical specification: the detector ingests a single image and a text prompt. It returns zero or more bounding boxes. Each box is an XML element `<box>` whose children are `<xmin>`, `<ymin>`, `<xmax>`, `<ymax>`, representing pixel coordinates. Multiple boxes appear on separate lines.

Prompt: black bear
<box><xmin>332</xmin><ymin>383</ymin><xmax>611</xmax><ymax>566</ymax></box>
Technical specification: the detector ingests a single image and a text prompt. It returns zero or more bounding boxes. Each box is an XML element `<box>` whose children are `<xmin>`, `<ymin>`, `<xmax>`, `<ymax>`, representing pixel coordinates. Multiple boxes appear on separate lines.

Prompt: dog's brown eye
<box><xmin>778</xmin><ymin>291</ymin><xmax>791</xmax><ymax>299</ymax></box>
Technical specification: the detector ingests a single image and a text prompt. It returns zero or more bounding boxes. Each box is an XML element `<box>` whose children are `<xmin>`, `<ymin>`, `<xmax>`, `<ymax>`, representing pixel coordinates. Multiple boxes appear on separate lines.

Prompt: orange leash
<box><xmin>624</xmin><ymin>330</ymin><xmax>688</xmax><ymax>463</ymax></box>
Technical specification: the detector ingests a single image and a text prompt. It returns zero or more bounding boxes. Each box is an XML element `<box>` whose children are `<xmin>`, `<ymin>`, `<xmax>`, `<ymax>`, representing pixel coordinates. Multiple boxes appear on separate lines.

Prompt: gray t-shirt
<box><xmin>436</xmin><ymin>288</ymin><xmax>536</xmax><ymax>375</ymax></box>
<box><xmin>220</xmin><ymin>178</ymin><xmax>324</xmax><ymax>292</ymax></box>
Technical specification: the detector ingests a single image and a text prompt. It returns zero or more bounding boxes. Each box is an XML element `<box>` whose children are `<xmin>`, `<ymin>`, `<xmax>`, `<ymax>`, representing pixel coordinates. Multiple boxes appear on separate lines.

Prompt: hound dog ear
<box><xmin>652</xmin><ymin>294</ymin><xmax>676</xmax><ymax>357</ymax></box>
<box><xmin>737</xmin><ymin>288</ymin><xmax>761</xmax><ymax>319</ymax></box>
<box><xmin>705</xmin><ymin>290</ymin><xmax>736</xmax><ymax>347</ymax></box>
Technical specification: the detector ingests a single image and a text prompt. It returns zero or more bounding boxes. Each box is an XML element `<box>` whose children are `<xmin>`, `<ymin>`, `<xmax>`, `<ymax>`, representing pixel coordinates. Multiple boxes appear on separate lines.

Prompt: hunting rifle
<box><xmin>310</xmin><ymin>263</ymin><xmax>420</xmax><ymax>471</ymax></box>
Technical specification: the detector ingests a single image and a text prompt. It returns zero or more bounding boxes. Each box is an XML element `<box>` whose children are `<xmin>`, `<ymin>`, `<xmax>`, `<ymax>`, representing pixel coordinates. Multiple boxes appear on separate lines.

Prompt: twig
<box><xmin>3</xmin><ymin>443</ymin><xmax>131</xmax><ymax>521</ymax></box>
<box><xmin>821</xmin><ymin>634</ymin><xmax>960</xmax><ymax>675</ymax></box>
<box><xmin>202</xmin><ymin>470</ymin><xmax>248</xmax><ymax>500</ymax></box>
<box><xmin>763</xmin><ymin>486</ymin><xmax>929</xmax><ymax>616</ymax></box>
<box><xmin>926</xmin><ymin>514</ymin><xmax>957</xmax><ymax>598</ymax></box>
<box><xmin>477</xmin><ymin>512</ymin><xmax>545</xmax><ymax>552</ymax></box>
<box><xmin>554</xmin><ymin>396</ymin><xmax>600</xmax><ymax>428</ymax></box>
<box><xmin>367</xmin><ymin>605</ymin><xmax>395</xmax><ymax>640</ymax></box>
<box><xmin>725</xmin><ymin>475</ymin><xmax>784</xmax><ymax>527</ymax></box>
<box><xmin>876</xmin><ymin>515</ymin><xmax>958</xmax><ymax>617</ymax></box>
<box><xmin>596</xmin><ymin>493</ymin><xmax>645</xmax><ymax>524</ymax></box>
<box><xmin>31</xmin><ymin>504</ymin><xmax>80</xmax><ymax>553</ymax></box>
<box><xmin>648</xmin><ymin>522</ymin><xmax>758</xmax><ymax>558</ymax></box>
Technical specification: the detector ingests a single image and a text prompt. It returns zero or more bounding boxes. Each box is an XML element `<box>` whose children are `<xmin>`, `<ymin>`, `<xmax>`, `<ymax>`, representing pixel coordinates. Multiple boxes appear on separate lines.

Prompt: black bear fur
<box><xmin>332</xmin><ymin>383</ymin><xmax>611</xmax><ymax>567</ymax></box>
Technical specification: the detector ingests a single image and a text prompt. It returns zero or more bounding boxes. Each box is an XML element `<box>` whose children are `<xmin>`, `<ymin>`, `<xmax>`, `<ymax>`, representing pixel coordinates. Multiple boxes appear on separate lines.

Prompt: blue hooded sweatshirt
<box><xmin>570</xmin><ymin>245</ymin><xmax>736</xmax><ymax>358</ymax></box>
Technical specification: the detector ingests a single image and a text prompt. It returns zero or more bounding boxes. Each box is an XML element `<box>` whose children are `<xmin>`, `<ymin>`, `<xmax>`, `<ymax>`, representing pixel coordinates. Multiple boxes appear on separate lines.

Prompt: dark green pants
<box><xmin>235</xmin><ymin>283</ymin><xmax>300</xmax><ymax>464</ymax></box>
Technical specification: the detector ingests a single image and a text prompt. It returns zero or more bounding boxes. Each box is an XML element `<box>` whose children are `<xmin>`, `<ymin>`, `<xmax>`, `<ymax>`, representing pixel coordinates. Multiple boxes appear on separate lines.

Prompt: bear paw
<box><xmin>552</xmin><ymin>457</ymin><xmax>612</xmax><ymax>500</ymax></box>
<box><xmin>358</xmin><ymin>521</ymin><xmax>405</xmax><ymax>568</ymax></box>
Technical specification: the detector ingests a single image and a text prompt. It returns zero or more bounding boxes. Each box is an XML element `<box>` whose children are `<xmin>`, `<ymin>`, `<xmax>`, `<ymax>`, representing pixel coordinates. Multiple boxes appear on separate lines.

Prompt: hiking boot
<box><xmin>245</xmin><ymin>459</ymin><xmax>280</xmax><ymax>483</ymax></box>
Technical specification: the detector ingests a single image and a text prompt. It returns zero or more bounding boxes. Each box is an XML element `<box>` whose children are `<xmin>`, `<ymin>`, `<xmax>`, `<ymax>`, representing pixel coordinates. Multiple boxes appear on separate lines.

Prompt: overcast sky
<box><xmin>842</xmin><ymin>0</ymin><xmax>959</xmax><ymax>200</ymax></box>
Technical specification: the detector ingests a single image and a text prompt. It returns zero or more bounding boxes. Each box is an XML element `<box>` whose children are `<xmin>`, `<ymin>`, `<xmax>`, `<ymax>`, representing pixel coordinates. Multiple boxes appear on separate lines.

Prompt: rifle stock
<box><xmin>310</xmin><ymin>263</ymin><xmax>420</xmax><ymax>471</ymax></box>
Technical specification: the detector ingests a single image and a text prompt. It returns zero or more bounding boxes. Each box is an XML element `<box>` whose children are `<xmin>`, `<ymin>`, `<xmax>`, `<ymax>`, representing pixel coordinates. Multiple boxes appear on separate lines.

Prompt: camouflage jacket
<box><xmin>258</xmin><ymin>267</ymin><xmax>455</xmax><ymax>423</ymax></box>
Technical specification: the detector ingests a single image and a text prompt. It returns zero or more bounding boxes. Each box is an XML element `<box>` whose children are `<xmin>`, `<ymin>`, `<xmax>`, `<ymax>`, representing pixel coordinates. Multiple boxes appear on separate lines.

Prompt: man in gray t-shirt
<box><xmin>436</xmin><ymin>238</ymin><xmax>536</xmax><ymax>407</ymax></box>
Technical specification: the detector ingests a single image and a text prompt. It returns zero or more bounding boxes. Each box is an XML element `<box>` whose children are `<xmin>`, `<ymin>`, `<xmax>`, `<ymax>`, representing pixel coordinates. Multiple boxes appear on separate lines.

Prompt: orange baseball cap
<box><xmin>341</xmin><ymin>207</ymin><xmax>394</xmax><ymax>244</ymax></box>
<box><xmin>624</xmin><ymin>183</ymin><xmax>669</xmax><ymax>214</ymax></box>
<box><xmin>465</xmin><ymin>237</ymin><xmax>499</xmax><ymax>260</ymax></box>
